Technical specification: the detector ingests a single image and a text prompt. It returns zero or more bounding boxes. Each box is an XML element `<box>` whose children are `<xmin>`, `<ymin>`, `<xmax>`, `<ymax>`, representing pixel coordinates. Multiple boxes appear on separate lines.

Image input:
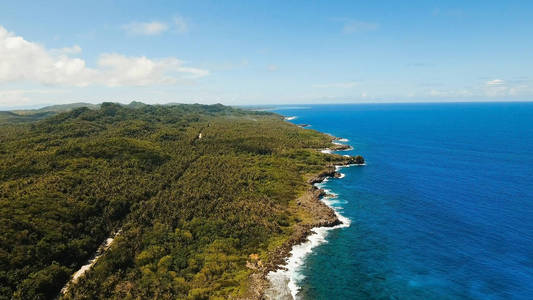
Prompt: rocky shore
<box><xmin>239</xmin><ymin>137</ymin><xmax>361</xmax><ymax>300</ymax></box>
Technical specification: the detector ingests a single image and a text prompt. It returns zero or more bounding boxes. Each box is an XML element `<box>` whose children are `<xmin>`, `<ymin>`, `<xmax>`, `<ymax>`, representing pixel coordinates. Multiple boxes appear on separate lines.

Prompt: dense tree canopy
<box><xmin>0</xmin><ymin>103</ymin><xmax>347</xmax><ymax>299</ymax></box>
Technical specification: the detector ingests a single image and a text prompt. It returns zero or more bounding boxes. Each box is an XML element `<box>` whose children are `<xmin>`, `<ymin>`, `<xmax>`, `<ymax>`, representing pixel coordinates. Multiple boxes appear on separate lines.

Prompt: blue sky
<box><xmin>1</xmin><ymin>0</ymin><xmax>532</xmax><ymax>108</ymax></box>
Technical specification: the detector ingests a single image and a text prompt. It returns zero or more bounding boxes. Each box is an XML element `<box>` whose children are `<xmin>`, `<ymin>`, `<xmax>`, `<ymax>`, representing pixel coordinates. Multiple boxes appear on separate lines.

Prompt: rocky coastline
<box><xmin>240</xmin><ymin>137</ymin><xmax>362</xmax><ymax>300</ymax></box>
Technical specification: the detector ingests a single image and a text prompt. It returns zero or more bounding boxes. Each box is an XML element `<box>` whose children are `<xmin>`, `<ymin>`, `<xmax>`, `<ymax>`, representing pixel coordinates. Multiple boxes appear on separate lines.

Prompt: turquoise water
<box><xmin>274</xmin><ymin>103</ymin><xmax>533</xmax><ymax>300</ymax></box>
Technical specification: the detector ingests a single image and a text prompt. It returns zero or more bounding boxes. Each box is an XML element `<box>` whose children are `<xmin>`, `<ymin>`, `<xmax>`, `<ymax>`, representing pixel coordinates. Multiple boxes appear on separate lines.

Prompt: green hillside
<box><xmin>0</xmin><ymin>103</ymin><xmax>349</xmax><ymax>299</ymax></box>
<box><xmin>1</xmin><ymin>103</ymin><xmax>99</xmax><ymax>124</ymax></box>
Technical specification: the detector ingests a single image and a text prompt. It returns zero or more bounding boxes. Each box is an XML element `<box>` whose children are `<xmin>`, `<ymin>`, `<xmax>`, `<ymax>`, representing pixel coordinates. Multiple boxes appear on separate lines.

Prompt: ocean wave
<box><xmin>321</xmin><ymin>188</ymin><xmax>338</xmax><ymax>197</ymax></box>
<box><xmin>266</xmin><ymin>210</ymin><xmax>350</xmax><ymax>299</ymax></box>
<box><xmin>322</xmin><ymin>197</ymin><xmax>348</xmax><ymax>206</ymax></box>
<box><xmin>266</xmin><ymin>164</ymin><xmax>351</xmax><ymax>300</ymax></box>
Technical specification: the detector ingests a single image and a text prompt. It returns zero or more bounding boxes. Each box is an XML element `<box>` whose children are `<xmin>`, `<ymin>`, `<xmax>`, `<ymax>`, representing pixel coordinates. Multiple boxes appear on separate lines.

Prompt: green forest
<box><xmin>0</xmin><ymin>103</ymin><xmax>349</xmax><ymax>299</ymax></box>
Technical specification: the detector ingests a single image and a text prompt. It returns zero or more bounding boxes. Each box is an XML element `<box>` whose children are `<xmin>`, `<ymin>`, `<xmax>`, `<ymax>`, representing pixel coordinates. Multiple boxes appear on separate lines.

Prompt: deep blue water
<box><xmin>274</xmin><ymin>103</ymin><xmax>533</xmax><ymax>300</ymax></box>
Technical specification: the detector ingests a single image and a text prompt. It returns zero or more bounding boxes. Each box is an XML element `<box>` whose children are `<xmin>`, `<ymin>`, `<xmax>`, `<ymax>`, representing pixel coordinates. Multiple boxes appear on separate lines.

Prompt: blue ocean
<box><xmin>274</xmin><ymin>103</ymin><xmax>533</xmax><ymax>300</ymax></box>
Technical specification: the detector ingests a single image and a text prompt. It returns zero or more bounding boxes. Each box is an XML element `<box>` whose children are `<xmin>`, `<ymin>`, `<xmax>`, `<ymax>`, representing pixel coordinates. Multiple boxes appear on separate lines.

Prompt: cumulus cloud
<box><xmin>0</xmin><ymin>26</ymin><xmax>208</xmax><ymax>87</ymax></box>
<box><xmin>122</xmin><ymin>21</ymin><xmax>168</xmax><ymax>35</ymax></box>
<box><xmin>0</xmin><ymin>26</ymin><xmax>94</xmax><ymax>86</ymax></box>
<box><xmin>313</xmin><ymin>81</ymin><xmax>359</xmax><ymax>88</ymax></box>
<box><xmin>97</xmin><ymin>54</ymin><xmax>208</xmax><ymax>86</ymax></box>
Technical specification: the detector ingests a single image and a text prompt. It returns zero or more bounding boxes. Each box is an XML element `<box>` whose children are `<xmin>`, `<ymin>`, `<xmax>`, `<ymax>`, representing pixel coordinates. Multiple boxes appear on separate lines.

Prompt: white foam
<box><xmin>267</xmin><ymin>213</ymin><xmax>350</xmax><ymax>299</ymax></box>
<box><xmin>316</xmin><ymin>179</ymin><xmax>328</xmax><ymax>188</ymax></box>
<box><xmin>285</xmin><ymin>116</ymin><xmax>297</xmax><ymax>121</ymax></box>
<box><xmin>322</xmin><ymin>189</ymin><xmax>337</xmax><ymax>197</ymax></box>
<box><xmin>339</xmin><ymin>163</ymin><xmax>366</xmax><ymax>168</ymax></box>
<box><xmin>337</xmin><ymin>138</ymin><xmax>349</xmax><ymax>142</ymax></box>
<box><xmin>266</xmin><ymin>165</ymin><xmax>351</xmax><ymax>300</ymax></box>
<box><xmin>320</xmin><ymin>149</ymin><xmax>332</xmax><ymax>154</ymax></box>
<box><xmin>339</xmin><ymin>173</ymin><xmax>345</xmax><ymax>178</ymax></box>
<box><xmin>327</xmin><ymin>198</ymin><xmax>349</xmax><ymax>206</ymax></box>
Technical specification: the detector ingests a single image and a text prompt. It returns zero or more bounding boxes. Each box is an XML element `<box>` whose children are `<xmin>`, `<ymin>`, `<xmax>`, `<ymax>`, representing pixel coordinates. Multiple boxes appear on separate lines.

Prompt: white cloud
<box><xmin>122</xmin><ymin>21</ymin><xmax>168</xmax><ymax>35</ymax></box>
<box><xmin>313</xmin><ymin>81</ymin><xmax>359</xmax><ymax>88</ymax></box>
<box><xmin>0</xmin><ymin>26</ymin><xmax>94</xmax><ymax>86</ymax></box>
<box><xmin>482</xmin><ymin>78</ymin><xmax>533</xmax><ymax>97</ymax></box>
<box><xmin>122</xmin><ymin>16</ymin><xmax>189</xmax><ymax>36</ymax></box>
<box><xmin>425</xmin><ymin>78</ymin><xmax>533</xmax><ymax>99</ymax></box>
<box><xmin>484</xmin><ymin>79</ymin><xmax>508</xmax><ymax>97</ymax></box>
<box><xmin>342</xmin><ymin>21</ymin><xmax>379</xmax><ymax>34</ymax></box>
<box><xmin>0</xmin><ymin>25</ymin><xmax>208</xmax><ymax>87</ymax></box>
<box><xmin>508</xmin><ymin>85</ymin><xmax>532</xmax><ymax>96</ymax></box>
<box><xmin>52</xmin><ymin>45</ymin><xmax>82</xmax><ymax>55</ymax></box>
<box><xmin>0</xmin><ymin>90</ymin><xmax>30</xmax><ymax>105</ymax></box>
<box><xmin>97</xmin><ymin>54</ymin><xmax>208</xmax><ymax>86</ymax></box>
<box><xmin>173</xmin><ymin>16</ymin><xmax>188</xmax><ymax>34</ymax></box>
<box><xmin>486</xmin><ymin>79</ymin><xmax>505</xmax><ymax>86</ymax></box>
<box><xmin>0</xmin><ymin>89</ymin><xmax>66</xmax><ymax>107</ymax></box>
<box><xmin>428</xmin><ymin>89</ymin><xmax>470</xmax><ymax>97</ymax></box>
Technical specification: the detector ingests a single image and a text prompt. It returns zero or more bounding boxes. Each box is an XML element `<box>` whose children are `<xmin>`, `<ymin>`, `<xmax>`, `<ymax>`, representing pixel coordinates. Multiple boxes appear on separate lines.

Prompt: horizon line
<box><xmin>2</xmin><ymin>99</ymin><xmax>533</xmax><ymax>111</ymax></box>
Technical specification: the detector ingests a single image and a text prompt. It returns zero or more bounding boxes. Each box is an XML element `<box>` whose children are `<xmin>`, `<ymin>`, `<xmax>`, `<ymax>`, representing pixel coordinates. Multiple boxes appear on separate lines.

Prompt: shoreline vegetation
<box><xmin>0</xmin><ymin>102</ymin><xmax>363</xmax><ymax>299</ymax></box>
<box><xmin>257</xmin><ymin>129</ymin><xmax>363</xmax><ymax>300</ymax></box>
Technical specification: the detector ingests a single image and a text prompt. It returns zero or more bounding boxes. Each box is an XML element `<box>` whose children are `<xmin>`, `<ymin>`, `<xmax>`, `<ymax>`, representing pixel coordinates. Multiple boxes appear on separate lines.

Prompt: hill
<box><xmin>11</xmin><ymin>103</ymin><xmax>100</xmax><ymax>115</ymax></box>
<box><xmin>0</xmin><ymin>110</ymin><xmax>57</xmax><ymax>124</ymax></box>
<box><xmin>1</xmin><ymin>103</ymin><xmax>99</xmax><ymax>124</ymax></box>
<box><xmin>0</xmin><ymin>103</ymin><xmax>352</xmax><ymax>299</ymax></box>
